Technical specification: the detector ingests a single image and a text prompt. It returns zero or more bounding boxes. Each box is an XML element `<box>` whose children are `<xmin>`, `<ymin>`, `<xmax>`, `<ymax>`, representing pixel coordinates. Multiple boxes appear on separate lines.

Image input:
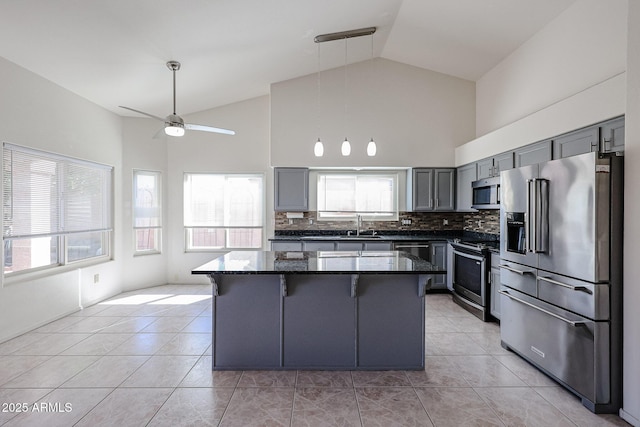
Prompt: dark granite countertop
<box><xmin>269</xmin><ymin>232</ymin><xmax>460</xmax><ymax>242</ymax></box>
<box><xmin>192</xmin><ymin>250</ymin><xmax>446</xmax><ymax>275</ymax></box>
<box><xmin>270</xmin><ymin>231</ymin><xmax>499</xmax><ymax>243</ymax></box>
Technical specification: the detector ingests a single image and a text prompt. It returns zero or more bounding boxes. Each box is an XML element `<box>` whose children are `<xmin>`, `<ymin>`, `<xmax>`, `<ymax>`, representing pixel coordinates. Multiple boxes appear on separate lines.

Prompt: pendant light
<box><xmin>313</xmin><ymin>27</ymin><xmax>377</xmax><ymax>157</ymax></box>
<box><xmin>341</xmin><ymin>37</ymin><xmax>351</xmax><ymax>156</ymax></box>
<box><xmin>366</xmin><ymin>33</ymin><xmax>377</xmax><ymax>156</ymax></box>
<box><xmin>313</xmin><ymin>42</ymin><xmax>324</xmax><ymax>157</ymax></box>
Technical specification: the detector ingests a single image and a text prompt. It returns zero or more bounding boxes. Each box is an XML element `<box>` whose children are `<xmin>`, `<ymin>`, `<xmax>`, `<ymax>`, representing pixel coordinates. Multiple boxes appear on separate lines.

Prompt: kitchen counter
<box><xmin>192</xmin><ymin>250</ymin><xmax>441</xmax><ymax>370</ymax></box>
<box><xmin>192</xmin><ymin>250</ymin><xmax>445</xmax><ymax>275</ymax></box>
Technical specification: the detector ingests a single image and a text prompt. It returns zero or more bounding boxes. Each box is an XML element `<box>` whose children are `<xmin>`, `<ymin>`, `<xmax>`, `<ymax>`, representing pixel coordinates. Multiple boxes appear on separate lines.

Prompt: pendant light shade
<box><xmin>341</xmin><ymin>138</ymin><xmax>351</xmax><ymax>156</ymax></box>
<box><xmin>367</xmin><ymin>138</ymin><xmax>377</xmax><ymax>156</ymax></box>
<box><xmin>314</xmin><ymin>138</ymin><xmax>324</xmax><ymax>157</ymax></box>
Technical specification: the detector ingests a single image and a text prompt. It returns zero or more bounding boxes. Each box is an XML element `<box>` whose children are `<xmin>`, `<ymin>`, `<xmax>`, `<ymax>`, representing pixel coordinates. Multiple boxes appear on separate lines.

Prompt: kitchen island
<box><xmin>192</xmin><ymin>250</ymin><xmax>445</xmax><ymax>370</ymax></box>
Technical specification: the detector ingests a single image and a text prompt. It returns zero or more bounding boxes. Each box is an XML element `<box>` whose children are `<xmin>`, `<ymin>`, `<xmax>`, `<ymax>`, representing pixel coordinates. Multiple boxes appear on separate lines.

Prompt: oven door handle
<box><xmin>499</xmin><ymin>290</ymin><xmax>588</xmax><ymax>327</ymax></box>
<box><xmin>452</xmin><ymin>249</ymin><xmax>485</xmax><ymax>263</ymax></box>
<box><xmin>393</xmin><ymin>244</ymin><xmax>430</xmax><ymax>249</ymax></box>
<box><xmin>499</xmin><ymin>264</ymin><xmax>535</xmax><ymax>275</ymax></box>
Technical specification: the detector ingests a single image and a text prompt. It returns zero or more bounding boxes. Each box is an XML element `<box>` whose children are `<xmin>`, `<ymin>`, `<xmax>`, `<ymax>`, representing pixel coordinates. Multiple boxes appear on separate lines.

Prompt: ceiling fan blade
<box><xmin>185</xmin><ymin>123</ymin><xmax>236</xmax><ymax>135</ymax></box>
<box><xmin>119</xmin><ymin>106</ymin><xmax>165</xmax><ymax>122</ymax></box>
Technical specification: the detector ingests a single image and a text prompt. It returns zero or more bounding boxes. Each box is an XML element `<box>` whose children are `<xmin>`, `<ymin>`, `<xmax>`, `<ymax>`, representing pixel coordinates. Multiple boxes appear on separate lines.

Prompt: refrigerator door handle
<box><xmin>534</xmin><ymin>179</ymin><xmax>549</xmax><ymax>253</ymax></box>
<box><xmin>498</xmin><ymin>290</ymin><xmax>588</xmax><ymax>327</ymax></box>
<box><xmin>528</xmin><ymin>178</ymin><xmax>549</xmax><ymax>253</ymax></box>
<box><xmin>537</xmin><ymin>276</ymin><xmax>593</xmax><ymax>294</ymax></box>
<box><xmin>526</xmin><ymin>179</ymin><xmax>533</xmax><ymax>252</ymax></box>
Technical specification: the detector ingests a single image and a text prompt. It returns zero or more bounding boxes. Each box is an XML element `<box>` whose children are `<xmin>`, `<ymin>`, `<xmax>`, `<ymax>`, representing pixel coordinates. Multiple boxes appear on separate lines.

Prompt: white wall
<box><xmin>120</xmin><ymin>118</ymin><xmax>169</xmax><ymax>292</ymax></box>
<box><xmin>0</xmin><ymin>57</ymin><xmax>124</xmax><ymax>343</ymax></box>
<box><xmin>271</xmin><ymin>58</ymin><xmax>475</xmax><ymax>167</ymax></box>
<box><xmin>164</xmin><ymin>96</ymin><xmax>271</xmax><ymax>285</ymax></box>
<box><xmin>456</xmin><ymin>73</ymin><xmax>626</xmax><ymax>166</ymax></box>
<box><xmin>476</xmin><ymin>0</ymin><xmax>628</xmax><ymax>137</ymax></box>
<box><xmin>623</xmin><ymin>1</ymin><xmax>640</xmax><ymax>424</ymax></box>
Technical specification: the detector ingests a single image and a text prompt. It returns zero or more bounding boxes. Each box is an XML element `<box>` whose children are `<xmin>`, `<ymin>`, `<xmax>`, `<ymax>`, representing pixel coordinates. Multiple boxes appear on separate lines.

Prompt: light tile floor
<box><xmin>0</xmin><ymin>284</ymin><xmax>631</xmax><ymax>426</ymax></box>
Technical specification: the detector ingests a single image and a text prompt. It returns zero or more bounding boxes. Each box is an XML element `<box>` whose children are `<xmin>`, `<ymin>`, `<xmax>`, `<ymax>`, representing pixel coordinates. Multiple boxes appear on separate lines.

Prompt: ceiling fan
<box><xmin>119</xmin><ymin>61</ymin><xmax>235</xmax><ymax>137</ymax></box>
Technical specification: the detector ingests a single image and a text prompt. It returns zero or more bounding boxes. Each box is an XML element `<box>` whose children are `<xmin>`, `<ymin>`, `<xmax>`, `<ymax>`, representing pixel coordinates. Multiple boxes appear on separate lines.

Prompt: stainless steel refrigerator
<box><xmin>499</xmin><ymin>151</ymin><xmax>623</xmax><ymax>413</ymax></box>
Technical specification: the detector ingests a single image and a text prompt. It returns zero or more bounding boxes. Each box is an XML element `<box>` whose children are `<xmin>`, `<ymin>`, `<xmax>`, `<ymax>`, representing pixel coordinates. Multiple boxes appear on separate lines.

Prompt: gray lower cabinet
<box><xmin>357</xmin><ymin>274</ymin><xmax>424</xmax><ymax>368</ymax></box>
<box><xmin>490</xmin><ymin>252</ymin><xmax>501</xmax><ymax>320</ymax></box>
<box><xmin>446</xmin><ymin>243</ymin><xmax>454</xmax><ymax>292</ymax></box>
<box><xmin>336</xmin><ymin>241</ymin><xmax>365</xmax><ymax>251</ymax></box>
<box><xmin>430</xmin><ymin>242</ymin><xmax>448</xmax><ymax>289</ymax></box>
<box><xmin>283</xmin><ymin>275</ymin><xmax>355</xmax><ymax>367</ymax></box>
<box><xmin>600</xmin><ymin>116</ymin><xmax>624</xmax><ymax>153</ymax></box>
<box><xmin>456</xmin><ymin>163</ymin><xmax>476</xmax><ymax>212</ymax></box>
<box><xmin>213</xmin><ymin>275</ymin><xmax>281</xmax><ymax>368</ymax></box>
<box><xmin>553</xmin><ymin>127</ymin><xmax>599</xmax><ymax>159</ymax></box>
<box><xmin>514</xmin><ymin>140</ymin><xmax>552</xmax><ymax>167</ymax></box>
<box><xmin>364</xmin><ymin>241</ymin><xmax>393</xmax><ymax>250</ymax></box>
<box><xmin>274</xmin><ymin>167</ymin><xmax>309</xmax><ymax>211</ymax></box>
<box><xmin>271</xmin><ymin>241</ymin><xmax>303</xmax><ymax>251</ymax></box>
<box><xmin>303</xmin><ymin>241</ymin><xmax>335</xmax><ymax>251</ymax></box>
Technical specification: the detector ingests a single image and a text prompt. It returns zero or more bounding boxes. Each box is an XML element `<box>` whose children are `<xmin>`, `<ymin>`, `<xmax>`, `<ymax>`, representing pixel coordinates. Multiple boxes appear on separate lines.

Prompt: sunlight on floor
<box><xmin>99</xmin><ymin>294</ymin><xmax>211</xmax><ymax>306</ymax></box>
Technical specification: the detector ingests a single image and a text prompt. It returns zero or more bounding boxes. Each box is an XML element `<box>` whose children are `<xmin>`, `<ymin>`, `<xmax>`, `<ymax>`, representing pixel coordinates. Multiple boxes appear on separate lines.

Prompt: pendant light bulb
<box><xmin>367</xmin><ymin>138</ymin><xmax>377</xmax><ymax>156</ymax></box>
<box><xmin>314</xmin><ymin>138</ymin><xmax>324</xmax><ymax>157</ymax></box>
<box><xmin>341</xmin><ymin>138</ymin><xmax>351</xmax><ymax>156</ymax></box>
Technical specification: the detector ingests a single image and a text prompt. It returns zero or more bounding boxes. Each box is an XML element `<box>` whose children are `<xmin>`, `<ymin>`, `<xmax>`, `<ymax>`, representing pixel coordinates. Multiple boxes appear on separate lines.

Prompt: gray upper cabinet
<box><xmin>411</xmin><ymin>168</ymin><xmax>455</xmax><ymax>211</ymax></box>
<box><xmin>274</xmin><ymin>167</ymin><xmax>309</xmax><ymax>211</ymax></box>
<box><xmin>552</xmin><ymin>127</ymin><xmax>599</xmax><ymax>159</ymax></box>
<box><xmin>476</xmin><ymin>158</ymin><xmax>494</xmax><ymax>180</ymax></box>
<box><xmin>477</xmin><ymin>152</ymin><xmax>514</xmax><ymax>179</ymax></box>
<box><xmin>411</xmin><ymin>169</ymin><xmax>434</xmax><ymax>211</ymax></box>
<box><xmin>514</xmin><ymin>140</ymin><xmax>552</xmax><ymax>167</ymax></box>
<box><xmin>494</xmin><ymin>152</ymin><xmax>515</xmax><ymax>175</ymax></box>
<box><xmin>600</xmin><ymin>116</ymin><xmax>625</xmax><ymax>153</ymax></box>
<box><xmin>434</xmin><ymin>169</ymin><xmax>455</xmax><ymax>211</ymax></box>
<box><xmin>456</xmin><ymin>163</ymin><xmax>476</xmax><ymax>212</ymax></box>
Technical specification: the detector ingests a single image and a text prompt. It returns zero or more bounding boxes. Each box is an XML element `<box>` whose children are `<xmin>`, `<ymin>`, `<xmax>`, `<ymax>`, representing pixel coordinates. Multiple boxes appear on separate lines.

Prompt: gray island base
<box><xmin>192</xmin><ymin>250</ymin><xmax>445</xmax><ymax>371</ymax></box>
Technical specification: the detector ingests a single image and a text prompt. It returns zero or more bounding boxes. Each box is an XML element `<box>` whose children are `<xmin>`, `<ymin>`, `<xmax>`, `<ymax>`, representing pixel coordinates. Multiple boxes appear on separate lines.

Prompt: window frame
<box><xmin>316</xmin><ymin>171</ymin><xmax>400</xmax><ymax>221</ymax></box>
<box><xmin>133</xmin><ymin>169</ymin><xmax>162</xmax><ymax>256</ymax></box>
<box><xmin>2</xmin><ymin>142</ymin><xmax>113</xmax><ymax>279</ymax></box>
<box><xmin>183</xmin><ymin>172</ymin><xmax>265</xmax><ymax>252</ymax></box>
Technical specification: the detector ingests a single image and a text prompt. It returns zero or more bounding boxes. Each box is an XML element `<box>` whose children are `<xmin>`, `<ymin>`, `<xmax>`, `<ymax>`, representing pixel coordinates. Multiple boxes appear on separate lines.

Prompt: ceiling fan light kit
<box><xmin>119</xmin><ymin>61</ymin><xmax>235</xmax><ymax>137</ymax></box>
<box><xmin>313</xmin><ymin>27</ymin><xmax>377</xmax><ymax>157</ymax></box>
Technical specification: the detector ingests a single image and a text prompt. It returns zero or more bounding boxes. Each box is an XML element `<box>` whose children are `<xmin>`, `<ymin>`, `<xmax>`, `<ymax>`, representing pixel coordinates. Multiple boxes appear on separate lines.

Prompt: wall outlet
<box><xmin>401</xmin><ymin>219</ymin><xmax>412</xmax><ymax>225</ymax></box>
<box><xmin>93</xmin><ymin>273</ymin><xmax>100</xmax><ymax>284</ymax></box>
<box><xmin>443</xmin><ymin>219</ymin><xmax>448</xmax><ymax>225</ymax></box>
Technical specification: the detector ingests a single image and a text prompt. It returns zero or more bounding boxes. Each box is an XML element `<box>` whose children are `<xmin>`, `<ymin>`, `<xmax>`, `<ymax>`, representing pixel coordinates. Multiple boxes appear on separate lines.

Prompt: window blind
<box><xmin>3</xmin><ymin>143</ymin><xmax>113</xmax><ymax>240</ymax></box>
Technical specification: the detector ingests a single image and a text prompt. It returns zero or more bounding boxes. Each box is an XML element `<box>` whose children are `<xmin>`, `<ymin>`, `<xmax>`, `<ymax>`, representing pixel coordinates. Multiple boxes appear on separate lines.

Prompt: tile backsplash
<box><xmin>274</xmin><ymin>210</ymin><xmax>500</xmax><ymax>235</ymax></box>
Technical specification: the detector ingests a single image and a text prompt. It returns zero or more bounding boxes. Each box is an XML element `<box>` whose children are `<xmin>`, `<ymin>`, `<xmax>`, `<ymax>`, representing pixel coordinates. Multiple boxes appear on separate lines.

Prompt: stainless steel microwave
<box><xmin>471</xmin><ymin>176</ymin><xmax>500</xmax><ymax>209</ymax></box>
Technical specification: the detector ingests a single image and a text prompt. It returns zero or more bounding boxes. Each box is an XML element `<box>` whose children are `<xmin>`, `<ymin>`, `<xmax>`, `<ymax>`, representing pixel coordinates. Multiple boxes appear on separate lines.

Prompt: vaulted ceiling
<box><xmin>0</xmin><ymin>0</ymin><xmax>575</xmax><ymax>118</ymax></box>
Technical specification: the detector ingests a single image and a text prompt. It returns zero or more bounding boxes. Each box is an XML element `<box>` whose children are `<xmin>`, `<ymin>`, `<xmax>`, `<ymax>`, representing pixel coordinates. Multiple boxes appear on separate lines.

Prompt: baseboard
<box><xmin>620</xmin><ymin>408</ymin><xmax>640</xmax><ymax>427</ymax></box>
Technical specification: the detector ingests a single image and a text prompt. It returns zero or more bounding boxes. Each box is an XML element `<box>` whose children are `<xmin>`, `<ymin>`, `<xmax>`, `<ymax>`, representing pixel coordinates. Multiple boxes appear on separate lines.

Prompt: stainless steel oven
<box><xmin>450</xmin><ymin>241</ymin><xmax>490</xmax><ymax>321</ymax></box>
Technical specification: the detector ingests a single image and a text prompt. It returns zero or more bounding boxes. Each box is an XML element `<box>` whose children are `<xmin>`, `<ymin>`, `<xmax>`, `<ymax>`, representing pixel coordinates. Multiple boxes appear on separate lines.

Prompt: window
<box><xmin>133</xmin><ymin>170</ymin><xmax>161</xmax><ymax>254</ymax></box>
<box><xmin>3</xmin><ymin>143</ymin><xmax>113</xmax><ymax>275</ymax></box>
<box><xmin>184</xmin><ymin>173</ymin><xmax>263</xmax><ymax>250</ymax></box>
<box><xmin>317</xmin><ymin>172</ymin><xmax>398</xmax><ymax>220</ymax></box>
